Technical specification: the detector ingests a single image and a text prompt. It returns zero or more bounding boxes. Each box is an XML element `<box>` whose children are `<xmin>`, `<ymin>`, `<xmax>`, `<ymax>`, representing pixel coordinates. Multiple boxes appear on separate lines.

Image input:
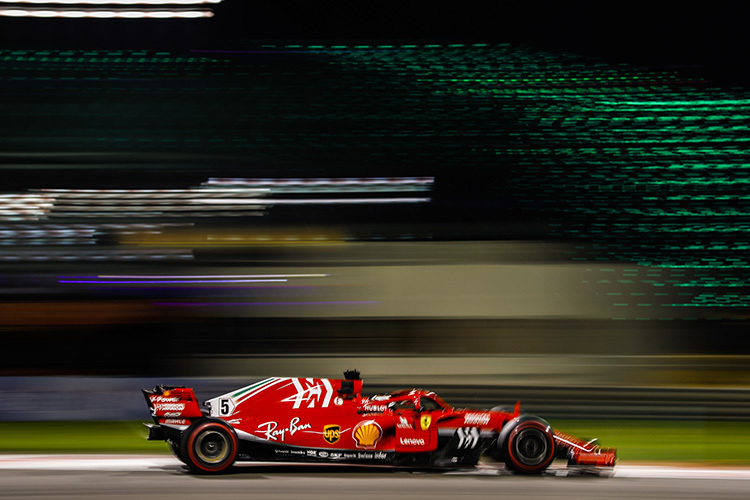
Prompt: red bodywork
<box><xmin>143</xmin><ymin>373</ymin><xmax>616</xmax><ymax>473</ymax></box>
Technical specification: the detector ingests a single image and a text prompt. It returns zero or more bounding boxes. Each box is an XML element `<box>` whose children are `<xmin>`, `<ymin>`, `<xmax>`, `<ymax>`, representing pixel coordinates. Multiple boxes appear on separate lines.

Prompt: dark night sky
<box><xmin>2</xmin><ymin>2</ymin><xmax>750</xmax><ymax>375</ymax></box>
<box><xmin>0</xmin><ymin>2</ymin><xmax>748</xmax><ymax>86</ymax></box>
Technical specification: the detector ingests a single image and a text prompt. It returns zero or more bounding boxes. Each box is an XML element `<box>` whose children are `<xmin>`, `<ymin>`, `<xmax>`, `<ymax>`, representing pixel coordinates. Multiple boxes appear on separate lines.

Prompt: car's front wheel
<box><xmin>181</xmin><ymin>419</ymin><xmax>238</xmax><ymax>474</ymax></box>
<box><xmin>502</xmin><ymin>418</ymin><xmax>555</xmax><ymax>474</ymax></box>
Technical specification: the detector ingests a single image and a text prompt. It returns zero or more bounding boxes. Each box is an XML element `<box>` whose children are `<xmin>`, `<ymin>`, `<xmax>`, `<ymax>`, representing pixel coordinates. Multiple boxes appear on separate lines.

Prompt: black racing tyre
<box><xmin>181</xmin><ymin>419</ymin><xmax>238</xmax><ymax>474</ymax></box>
<box><xmin>503</xmin><ymin>419</ymin><xmax>555</xmax><ymax>474</ymax></box>
<box><xmin>167</xmin><ymin>439</ymin><xmax>186</xmax><ymax>464</ymax></box>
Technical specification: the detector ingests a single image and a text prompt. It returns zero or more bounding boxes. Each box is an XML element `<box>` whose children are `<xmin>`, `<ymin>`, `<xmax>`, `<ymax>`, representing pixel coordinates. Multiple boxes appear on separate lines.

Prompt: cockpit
<box><xmin>380</xmin><ymin>391</ymin><xmax>451</xmax><ymax>413</ymax></box>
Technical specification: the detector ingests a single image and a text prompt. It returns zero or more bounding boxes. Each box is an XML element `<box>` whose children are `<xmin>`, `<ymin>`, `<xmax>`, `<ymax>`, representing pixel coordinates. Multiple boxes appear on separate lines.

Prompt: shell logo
<box><xmin>353</xmin><ymin>420</ymin><xmax>382</xmax><ymax>449</ymax></box>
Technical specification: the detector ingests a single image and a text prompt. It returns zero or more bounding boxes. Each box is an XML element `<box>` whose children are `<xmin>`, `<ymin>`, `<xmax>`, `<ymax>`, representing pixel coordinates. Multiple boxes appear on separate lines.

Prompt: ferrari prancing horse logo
<box><xmin>323</xmin><ymin>424</ymin><xmax>341</xmax><ymax>444</ymax></box>
<box><xmin>420</xmin><ymin>415</ymin><xmax>431</xmax><ymax>431</ymax></box>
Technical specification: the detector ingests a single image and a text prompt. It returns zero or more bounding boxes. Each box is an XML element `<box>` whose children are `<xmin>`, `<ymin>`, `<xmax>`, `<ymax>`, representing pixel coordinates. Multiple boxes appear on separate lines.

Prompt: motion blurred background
<box><xmin>0</xmin><ymin>1</ymin><xmax>749</xmax><ymax>458</ymax></box>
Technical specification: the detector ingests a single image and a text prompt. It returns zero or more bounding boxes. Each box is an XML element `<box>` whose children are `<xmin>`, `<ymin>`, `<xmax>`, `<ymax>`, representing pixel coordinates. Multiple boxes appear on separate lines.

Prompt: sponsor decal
<box><xmin>231</xmin><ymin>377</ymin><xmax>284</xmax><ymax>405</ymax></box>
<box><xmin>463</xmin><ymin>412</ymin><xmax>491</xmax><ymax>426</ymax></box>
<box><xmin>397</xmin><ymin>416</ymin><xmax>411</xmax><ymax>429</ymax></box>
<box><xmin>218</xmin><ymin>398</ymin><xmax>236</xmax><ymax>416</ymax></box>
<box><xmin>149</xmin><ymin>395</ymin><xmax>181</xmax><ymax>403</ymax></box>
<box><xmin>205</xmin><ymin>378</ymin><xmax>285</xmax><ymax>418</ymax></box>
<box><xmin>281</xmin><ymin>378</ymin><xmax>334</xmax><ymax>409</ymax></box>
<box><xmin>325</xmin><ymin>451</ymin><xmax>387</xmax><ymax>461</ymax></box>
<box><xmin>362</xmin><ymin>404</ymin><xmax>387</xmax><ymax>412</ymax></box>
<box><xmin>355</xmin><ymin>452</ymin><xmax>388</xmax><ymax>460</ymax></box>
<box><xmin>152</xmin><ymin>402</ymin><xmax>186</xmax><ymax>412</ymax></box>
<box><xmin>257</xmin><ymin>417</ymin><xmax>312</xmax><ymax>442</ymax></box>
<box><xmin>353</xmin><ymin>420</ymin><xmax>382</xmax><ymax>449</ymax></box>
<box><xmin>323</xmin><ymin>424</ymin><xmax>341</xmax><ymax>444</ymax></box>
<box><xmin>334</xmin><ymin>397</ymin><xmax>343</xmax><ymax>406</ymax></box>
<box><xmin>399</xmin><ymin>437</ymin><xmax>425</xmax><ymax>446</ymax></box>
<box><xmin>420</xmin><ymin>415</ymin><xmax>432</xmax><ymax>431</ymax></box>
<box><xmin>456</xmin><ymin>427</ymin><xmax>481</xmax><ymax>449</ymax></box>
<box><xmin>151</xmin><ymin>401</ymin><xmax>189</xmax><ymax>418</ymax></box>
<box><xmin>204</xmin><ymin>395</ymin><xmax>238</xmax><ymax>417</ymax></box>
<box><xmin>161</xmin><ymin>418</ymin><xmax>189</xmax><ymax>425</ymax></box>
<box><xmin>306</xmin><ymin>450</ymin><xmax>317</xmax><ymax>457</ymax></box>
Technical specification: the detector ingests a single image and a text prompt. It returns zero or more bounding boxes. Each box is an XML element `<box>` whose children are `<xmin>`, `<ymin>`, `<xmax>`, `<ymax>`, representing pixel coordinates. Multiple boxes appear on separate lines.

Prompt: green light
<box><xmin>4</xmin><ymin>44</ymin><xmax>750</xmax><ymax>314</ymax></box>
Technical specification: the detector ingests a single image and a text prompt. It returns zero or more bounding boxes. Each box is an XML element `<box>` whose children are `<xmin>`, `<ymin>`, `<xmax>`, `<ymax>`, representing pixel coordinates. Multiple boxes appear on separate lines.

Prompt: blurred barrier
<box><xmin>0</xmin><ymin>377</ymin><xmax>235</xmax><ymax>422</ymax></box>
<box><xmin>180</xmin><ymin>355</ymin><xmax>750</xmax><ymax>388</ymax></box>
<box><xmin>1</xmin><ymin>373</ymin><xmax>748</xmax><ymax>422</ymax></box>
<box><xmin>371</xmin><ymin>384</ymin><xmax>750</xmax><ymax>421</ymax></box>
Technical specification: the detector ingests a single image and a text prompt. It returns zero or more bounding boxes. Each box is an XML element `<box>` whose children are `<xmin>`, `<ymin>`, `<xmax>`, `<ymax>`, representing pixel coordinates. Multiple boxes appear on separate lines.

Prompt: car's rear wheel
<box><xmin>503</xmin><ymin>418</ymin><xmax>555</xmax><ymax>474</ymax></box>
<box><xmin>168</xmin><ymin>439</ymin><xmax>185</xmax><ymax>464</ymax></box>
<box><xmin>181</xmin><ymin>419</ymin><xmax>238</xmax><ymax>474</ymax></box>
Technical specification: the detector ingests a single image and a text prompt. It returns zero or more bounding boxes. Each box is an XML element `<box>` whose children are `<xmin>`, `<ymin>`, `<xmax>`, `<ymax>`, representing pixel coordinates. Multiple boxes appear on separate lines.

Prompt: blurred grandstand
<box><xmin>0</xmin><ymin>4</ymin><xmax>749</xmax><ymax>421</ymax></box>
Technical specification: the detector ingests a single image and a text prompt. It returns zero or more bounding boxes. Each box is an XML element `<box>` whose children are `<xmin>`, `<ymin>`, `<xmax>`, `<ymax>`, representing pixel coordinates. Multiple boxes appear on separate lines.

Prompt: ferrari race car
<box><xmin>143</xmin><ymin>370</ymin><xmax>616</xmax><ymax>474</ymax></box>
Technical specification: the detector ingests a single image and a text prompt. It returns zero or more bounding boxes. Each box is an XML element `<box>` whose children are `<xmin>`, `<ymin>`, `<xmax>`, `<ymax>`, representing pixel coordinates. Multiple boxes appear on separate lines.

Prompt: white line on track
<box><xmin>0</xmin><ymin>454</ymin><xmax>178</xmax><ymax>471</ymax></box>
<box><xmin>612</xmin><ymin>465</ymin><xmax>750</xmax><ymax>480</ymax></box>
<box><xmin>1</xmin><ymin>455</ymin><xmax>749</xmax><ymax>480</ymax></box>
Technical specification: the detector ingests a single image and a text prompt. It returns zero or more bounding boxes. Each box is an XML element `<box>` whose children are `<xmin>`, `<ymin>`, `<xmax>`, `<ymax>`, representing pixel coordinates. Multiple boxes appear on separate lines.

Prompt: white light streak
<box><xmin>0</xmin><ymin>223</ymin><xmax>192</xmax><ymax>230</ymax></box>
<box><xmin>204</xmin><ymin>177</ymin><xmax>435</xmax><ymax>187</ymax></box>
<box><xmin>47</xmin><ymin>212</ymin><xmax>265</xmax><ymax>218</ymax></box>
<box><xmin>98</xmin><ymin>274</ymin><xmax>330</xmax><ymax>279</ymax></box>
<box><xmin>3</xmin><ymin>177</ymin><xmax>431</xmax><ymax>222</ymax></box>
<box><xmin>0</xmin><ymin>8</ymin><xmax>214</xmax><ymax>18</ymax></box>
<box><xmin>0</xmin><ymin>194</ymin><xmax>54</xmax><ymax>221</ymax></box>
<box><xmin>201</xmin><ymin>177</ymin><xmax>435</xmax><ymax>194</ymax></box>
<box><xmin>1</xmin><ymin>1</ymin><xmax>221</xmax><ymax>4</ymax></box>
<box><xmin>61</xmin><ymin>278</ymin><xmax>288</xmax><ymax>283</ymax></box>
<box><xmin>196</xmin><ymin>198</ymin><xmax>431</xmax><ymax>204</ymax></box>
<box><xmin>40</xmin><ymin>188</ymin><xmax>268</xmax><ymax>195</ymax></box>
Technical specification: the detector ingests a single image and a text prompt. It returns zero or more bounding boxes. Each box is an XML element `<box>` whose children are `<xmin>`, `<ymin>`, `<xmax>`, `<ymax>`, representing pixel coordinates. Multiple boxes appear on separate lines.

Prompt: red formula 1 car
<box><xmin>143</xmin><ymin>370</ymin><xmax>615</xmax><ymax>474</ymax></box>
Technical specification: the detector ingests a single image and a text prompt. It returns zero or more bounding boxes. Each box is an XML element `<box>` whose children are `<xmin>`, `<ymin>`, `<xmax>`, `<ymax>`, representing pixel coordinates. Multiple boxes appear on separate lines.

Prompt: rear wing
<box><xmin>142</xmin><ymin>385</ymin><xmax>203</xmax><ymax>424</ymax></box>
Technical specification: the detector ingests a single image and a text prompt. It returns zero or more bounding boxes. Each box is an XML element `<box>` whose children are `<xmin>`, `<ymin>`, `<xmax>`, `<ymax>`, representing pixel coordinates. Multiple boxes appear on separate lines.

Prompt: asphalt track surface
<box><xmin>1</xmin><ymin>456</ymin><xmax>749</xmax><ymax>499</ymax></box>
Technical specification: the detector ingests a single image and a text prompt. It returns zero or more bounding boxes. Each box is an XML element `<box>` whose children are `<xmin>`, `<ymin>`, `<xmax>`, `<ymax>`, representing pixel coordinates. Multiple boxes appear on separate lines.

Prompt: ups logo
<box><xmin>323</xmin><ymin>424</ymin><xmax>341</xmax><ymax>444</ymax></box>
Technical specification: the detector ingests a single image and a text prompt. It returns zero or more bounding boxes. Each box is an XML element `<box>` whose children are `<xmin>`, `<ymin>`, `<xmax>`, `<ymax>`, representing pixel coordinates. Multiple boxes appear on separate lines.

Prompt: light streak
<box><xmin>2</xmin><ymin>178</ymin><xmax>429</xmax><ymax>222</ymax></box>
<box><xmin>0</xmin><ymin>249</ymin><xmax>192</xmax><ymax>261</ymax></box>
<box><xmin>0</xmin><ymin>239</ymin><xmax>95</xmax><ymax>245</ymax></box>
<box><xmin>0</xmin><ymin>9</ymin><xmax>214</xmax><ymax>18</ymax></box>
<box><xmin>0</xmin><ymin>223</ymin><xmax>193</xmax><ymax>229</ymax></box>
<box><xmin>97</xmin><ymin>274</ymin><xmax>330</xmax><ymax>278</ymax></box>
<box><xmin>201</xmin><ymin>178</ymin><xmax>434</xmax><ymax>193</ymax></box>
<box><xmin>0</xmin><ymin>229</ymin><xmax>95</xmax><ymax>237</ymax></box>
<box><xmin>153</xmin><ymin>301</ymin><xmax>377</xmax><ymax>306</ymax></box>
<box><xmin>195</xmin><ymin>198</ymin><xmax>431</xmax><ymax>204</ymax></box>
<box><xmin>47</xmin><ymin>211</ymin><xmax>264</xmax><ymax>218</ymax></box>
<box><xmin>0</xmin><ymin>194</ymin><xmax>54</xmax><ymax>220</ymax></box>
<box><xmin>1</xmin><ymin>1</ymin><xmax>221</xmax><ymax>4</ymax></box>
<box><xmin>204</xmin><ymin>177</ymin><xmax>434</xmax><ymax>187</ymax></box>
<box><xmin>40</xmin><ymin>188</ymin><xmax>268</xmax><ymax>194</ymax></box>
<box><xmin>59</xmin><ymin>279</ymin><xmax>288</xmax><ymax>284</ymax></box>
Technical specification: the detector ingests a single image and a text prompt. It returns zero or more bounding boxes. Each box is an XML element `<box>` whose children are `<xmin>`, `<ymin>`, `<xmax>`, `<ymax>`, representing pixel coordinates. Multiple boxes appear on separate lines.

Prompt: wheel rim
<box><xmin>513</xmin><ymin>428</ymin><xmax>548</xmax><ymax>466</ymax></box>
<box><xmin>194</xmin><ymin>429</ymin><xmax>231</xmax><ymax>464</ymax></box>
